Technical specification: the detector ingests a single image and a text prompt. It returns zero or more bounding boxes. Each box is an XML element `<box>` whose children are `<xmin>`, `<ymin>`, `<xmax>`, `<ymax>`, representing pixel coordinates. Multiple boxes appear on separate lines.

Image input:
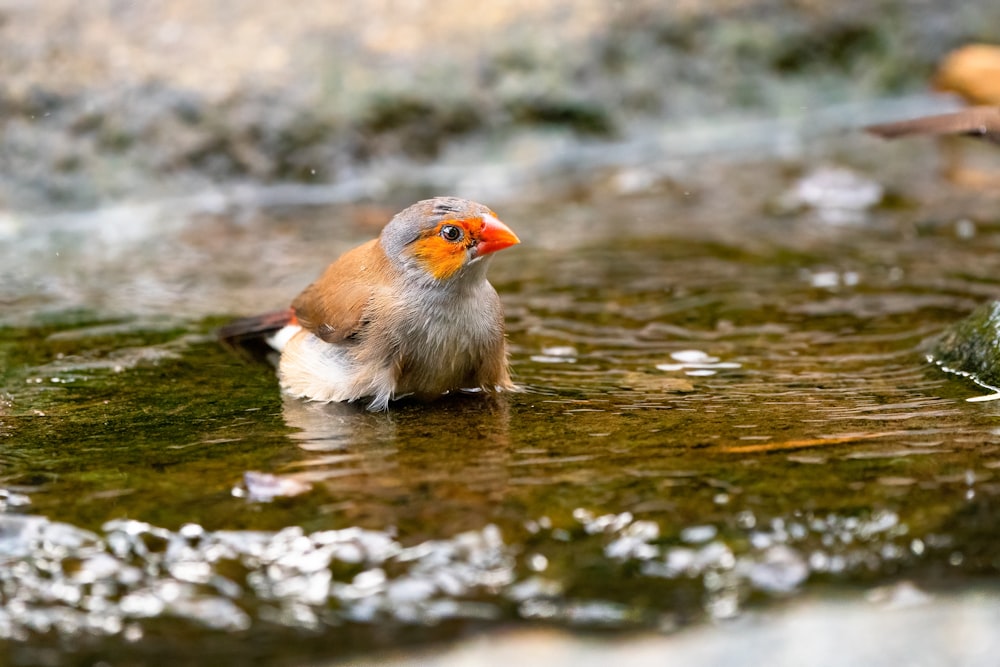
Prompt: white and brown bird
<box><xmin>220</xmin><ymin>197</ymin><xmax>520</xmax><ymax>410</ymax></box>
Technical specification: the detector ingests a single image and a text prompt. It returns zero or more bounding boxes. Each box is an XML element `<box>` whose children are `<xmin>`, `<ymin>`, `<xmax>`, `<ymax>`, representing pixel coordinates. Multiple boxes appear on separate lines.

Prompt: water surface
<box><xmin>4</xmin><ymin>145</ymin><xmax>1000</xmax><ymax>664</ymax></box>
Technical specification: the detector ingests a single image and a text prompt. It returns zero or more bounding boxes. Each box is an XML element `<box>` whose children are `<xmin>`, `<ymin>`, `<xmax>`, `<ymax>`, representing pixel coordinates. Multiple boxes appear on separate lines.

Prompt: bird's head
<box><xmin>381</xmin><ymin>197</ymin><xmax>520</xmax><ymax>282</ymax></box>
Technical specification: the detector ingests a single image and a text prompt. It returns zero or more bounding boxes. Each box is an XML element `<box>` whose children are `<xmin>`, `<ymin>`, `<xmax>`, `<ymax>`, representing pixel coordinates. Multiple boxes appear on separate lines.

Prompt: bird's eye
<box><xmin>440</xmin><ymin>225</ymin><xmax>464</xmax><ymax>242</ymax></box>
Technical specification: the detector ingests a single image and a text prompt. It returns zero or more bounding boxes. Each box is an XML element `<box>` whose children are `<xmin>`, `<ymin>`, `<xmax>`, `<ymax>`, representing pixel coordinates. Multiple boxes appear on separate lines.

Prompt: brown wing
<box><xmin>866</xmin><ymin>106</ymin><xmax>1000</xmax><ymax>143</ymax></box>
<box><xmin>291</xmin><ymin>239</ymin><xmax>393</xmax><ymax>344</ymax></box>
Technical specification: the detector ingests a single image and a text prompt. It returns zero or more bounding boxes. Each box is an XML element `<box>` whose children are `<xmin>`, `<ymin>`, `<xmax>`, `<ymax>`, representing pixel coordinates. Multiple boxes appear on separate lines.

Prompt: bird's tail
<box><xmin>218</xmin><ymin>308</ymin><xmax>296</xmax><ymax>362</ymax></box>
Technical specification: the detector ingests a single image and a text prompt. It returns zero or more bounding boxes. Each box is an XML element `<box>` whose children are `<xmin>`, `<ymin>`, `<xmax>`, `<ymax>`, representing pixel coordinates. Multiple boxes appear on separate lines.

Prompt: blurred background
<box><xmin>2</xmin><ymin>0</ymin><xmax>997</xmax><ymax>212</ymax></box>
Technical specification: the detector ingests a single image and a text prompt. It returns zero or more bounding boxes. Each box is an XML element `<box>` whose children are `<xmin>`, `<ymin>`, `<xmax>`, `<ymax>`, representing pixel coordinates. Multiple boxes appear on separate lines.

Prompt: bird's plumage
<box><xmin>291</xmin><ymin>238</ymin><xmax>390</xmax><ymax>344</ymax></box>
<box><xmin>221</xmin><ymin>197</ymin><xmax>519</xmax><ymax>410</ymax></box>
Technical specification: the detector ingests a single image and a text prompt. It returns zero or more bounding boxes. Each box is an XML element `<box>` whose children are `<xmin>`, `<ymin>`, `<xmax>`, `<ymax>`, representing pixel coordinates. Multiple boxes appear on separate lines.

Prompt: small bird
<box><xmin>220</xmin><ymin>197</ymin><xmax>520</xmax><ymax>410</ymax></box>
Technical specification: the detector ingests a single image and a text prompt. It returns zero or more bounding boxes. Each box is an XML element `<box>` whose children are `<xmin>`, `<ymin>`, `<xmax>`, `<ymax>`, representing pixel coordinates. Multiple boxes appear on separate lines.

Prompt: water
<box><xmin>4</xmin><ymin>140</ymin><xmax>1000</xmax><ymax>664</ymax></box>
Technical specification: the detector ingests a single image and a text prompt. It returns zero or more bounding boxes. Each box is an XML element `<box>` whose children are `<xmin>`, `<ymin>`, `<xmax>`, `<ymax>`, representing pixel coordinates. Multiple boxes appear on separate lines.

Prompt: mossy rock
<box><xmin>929</xmin><ymin>301</ymin><xmax>1000</xmax><ymax>391</ymax></box>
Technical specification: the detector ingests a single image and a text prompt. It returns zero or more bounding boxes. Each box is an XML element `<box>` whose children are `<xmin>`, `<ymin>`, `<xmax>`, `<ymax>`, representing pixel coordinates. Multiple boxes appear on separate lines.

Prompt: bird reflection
<box><xmin>277</xmin><ymin>394</ymin><xmax>512</xmax><ymax>540</ymax></box>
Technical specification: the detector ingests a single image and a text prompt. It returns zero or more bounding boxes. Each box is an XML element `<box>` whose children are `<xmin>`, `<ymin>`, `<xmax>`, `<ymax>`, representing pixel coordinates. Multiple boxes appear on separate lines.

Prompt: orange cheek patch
<box><xmin>412</xmin><ymin>236</ymin><xmax>468</xmax><ymax>280</ymax></box>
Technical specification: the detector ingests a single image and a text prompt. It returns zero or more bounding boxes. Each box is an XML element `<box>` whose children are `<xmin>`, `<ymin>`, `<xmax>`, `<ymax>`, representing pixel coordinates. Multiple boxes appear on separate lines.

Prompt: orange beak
<box><xmin>476</xmin><ymin>214</ymin><xmax>520</xmax><ymax>257</ymax></box>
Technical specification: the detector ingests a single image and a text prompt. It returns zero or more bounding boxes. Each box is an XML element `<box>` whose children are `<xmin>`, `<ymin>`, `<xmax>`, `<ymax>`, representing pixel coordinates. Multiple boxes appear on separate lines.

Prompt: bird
<box><xmin>219</xmin><ymin>197</ymin><xmax>521</xmax><ymax>411</ymax></box>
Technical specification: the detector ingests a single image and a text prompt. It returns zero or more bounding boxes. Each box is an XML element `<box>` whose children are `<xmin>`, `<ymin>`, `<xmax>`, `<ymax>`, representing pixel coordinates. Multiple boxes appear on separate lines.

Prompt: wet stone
<box><xmin>929</xmin><ymin>301</ymin><xmax>1000</xmax><ymax>396</ymax></box>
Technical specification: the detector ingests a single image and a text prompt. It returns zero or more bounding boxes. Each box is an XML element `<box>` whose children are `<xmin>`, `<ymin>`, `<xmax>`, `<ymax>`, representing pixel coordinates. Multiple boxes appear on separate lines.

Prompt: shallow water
<box><xmin>4</xmin><ymin>133</ymin><xmax>1000</xmax><ymax>664</ymax></box>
